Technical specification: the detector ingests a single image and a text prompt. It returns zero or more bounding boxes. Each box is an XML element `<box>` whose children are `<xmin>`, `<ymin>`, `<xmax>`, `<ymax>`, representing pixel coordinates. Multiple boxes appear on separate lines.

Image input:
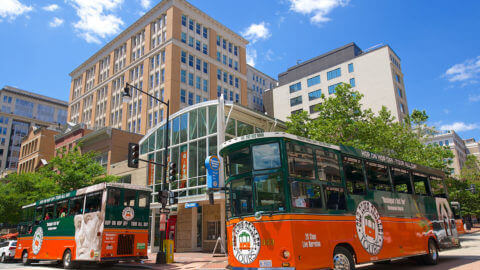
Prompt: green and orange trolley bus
<box><xmin>220</xmin><ymin>132</ymin><xmax>461</xmax><ymax>270</ymax></box>
<box><xmin>14</xmin><ymin>182</ymin><xmax>151</xmax><ymax>268</ymax></box>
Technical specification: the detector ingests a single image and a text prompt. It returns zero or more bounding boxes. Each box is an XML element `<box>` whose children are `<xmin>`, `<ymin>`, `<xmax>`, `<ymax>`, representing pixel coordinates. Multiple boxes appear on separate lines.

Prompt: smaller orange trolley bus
<box><xmin>220</xmin><ymin>132</ymin><xmax>461</xmax><ymax>270</ymax></box>
<box><xmin>14</xmin><ymin>182</ymin><xmax>151</xmax><ymax>269</ymax></box>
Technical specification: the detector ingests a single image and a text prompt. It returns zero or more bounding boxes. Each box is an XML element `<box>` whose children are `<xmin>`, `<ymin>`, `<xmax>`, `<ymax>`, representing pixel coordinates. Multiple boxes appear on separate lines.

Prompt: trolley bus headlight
<box><xmin>282</xmin><ymin>249</ymin><xmax>290</xmax><ymax>259</ymax></box>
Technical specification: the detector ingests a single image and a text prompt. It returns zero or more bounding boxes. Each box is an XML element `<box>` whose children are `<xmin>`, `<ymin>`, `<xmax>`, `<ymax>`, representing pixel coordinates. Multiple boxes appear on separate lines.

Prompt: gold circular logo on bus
<box><xmin>356</xmin><ymin>201</ymin><xmax>384</xmax><ymax>255</ymax></box>
<box><xmin>232</xmin><ymin>221</ymin><xmax>260</xmax><ymax>265</ymax></box>
<box><xmin>32</xmin><ymin>227</ymin><xmax>44</xmax><ymax>255</ymax></box>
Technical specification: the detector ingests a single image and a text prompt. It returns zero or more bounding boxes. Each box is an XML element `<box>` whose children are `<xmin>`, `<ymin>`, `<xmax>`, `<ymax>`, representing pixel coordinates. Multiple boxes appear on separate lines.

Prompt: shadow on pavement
<box><xmin>357</xmin><ymin>255</ymin><xmax>480</xmax><ymax>270</ymax></box>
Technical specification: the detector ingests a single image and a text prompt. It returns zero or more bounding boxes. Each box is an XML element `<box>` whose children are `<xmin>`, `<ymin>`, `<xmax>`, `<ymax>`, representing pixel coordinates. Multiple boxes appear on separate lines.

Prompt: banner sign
<box><xmin>205</xmin><ymin>155</ymin><xmax>220</xmax><ymax>189</ymax></box>
<box><xmin>185</xmin><ymin>203</ymin><xmax>199</xmax><ymax>208</ymax></box>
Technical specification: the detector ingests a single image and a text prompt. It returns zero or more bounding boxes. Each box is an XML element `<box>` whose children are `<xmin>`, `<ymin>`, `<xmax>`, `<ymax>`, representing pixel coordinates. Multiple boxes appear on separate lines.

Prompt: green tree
<box><xmin>286</xmin><ymin>83</ymin><xmax>453</xmax><ymax>172</ymax></box>
<box><xmin>460</xmin><ymin>155</ymin><xmax>480</xmax><ymax>183</ymax></box>
<box><xmin>447</xmin><ymin>178</ymin><xmax>480</xmax><ymax>217</ymax></box>
<box><xmin>0</xmin><ymin>173</ymin><xmax>59</xmax><ymax>224</ymax></box>
<box><xmin>39</xmin><ymin>145</ymin><xmax>117</xmax><ymax>192</ymax></box>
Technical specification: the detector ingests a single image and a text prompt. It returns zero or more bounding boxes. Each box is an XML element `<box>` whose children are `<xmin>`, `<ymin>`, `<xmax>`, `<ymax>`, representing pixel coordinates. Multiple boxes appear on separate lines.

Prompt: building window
<box><xmin>309</xmin><ymin>104</ymin><xmax>320</xmax><ymax>113</ymax></box>
<box><xmin>307</xmin><ymin>75</ymin><xmax>320</xmax><ymax>87</ymax></box>
<box><xmin>189</xmin><ymin>55</ymin><xmax>194</xmax><ymax>67</ymax></box>
<box><xmin>216</xmin><ymin>52</ymin><xmax>221</xmax><ymax>62</ymax></box>
<box><xmin>289</xmin><ymin>82</ymin><xmax>302</xmax><ymax>93</ymax></box>
<box><xmin>217</xmin><ymin>86</ymin><xmax>221</xmax><ymax>97</ymax></box>
<box><xmin>203</xmin><ymin>62</ymin><xmax>208</xmax><ymax>74</ymax></box>
<box><xmin>290</xmin><ymin>96</ymin><xmax>302</xmax><ymax>106</ymax></box>
<box><xmin>196</xmin><ymin>23</ymin><xmax>201</xmax><ymax>34</ymax></box>
<box><xmin>181</xmin><ymin>32</ymin><xmax>186</xmax><ymax>43</ymax></box>
<box><xmin>217</xmin><ymin>69</ymin><xmax>221</xmax><ymax>80</ymax></box>
<box><xmin>348</xmin><ymin>63</ymin><xmax>354</xmax><ymax>73</ymax></box>
<box><xmin>188</xmin><ymin>73</ymin><xmax>194</xmax><ymax>86</ymax></box>
<box><xmin>196</xmin><ymin>76</ymin><xmax>201</xmax><ymax>89</ymax></box>
<box><xmin>328</xmin><ymin>83</ymin><xmax>341</xmax><ymax>94</ymax></box>
<box><xmin>203</xmin><ymin>79</ymin><xmax>208</xmax><ymax>92</ymax></box>
<box><xmin>188</xmin><ymin>92</ymin><xmax>194</xmax><ymax>105</ymax></box>
<box><xmin>196</xmin><ymin>40</ymin><xmax>201</xmax><ymax>51</ymax></box>
<box><xmin>291</xmin><ymin>109</ymin><xmax>303</xmax><ymax>115</ymax></box>
<box><xmin>400</xmin><ymin>103</ymin><xmax>405</xmax><ymax>114</ymax></box>
<box><xmin>181</xmin><ymin>15</ymin><xmax>186</xmax><ymax>26</ymax></box>
<box><xmin>203</xmin><ymin>27</ymin><xmax>208</xmax><ymax>38</ymax></box>
<box><xmin>234</xmin><ymin>46</ymin><xmax>238</xmax><ymax>56</ymax></box>
<box><xmin>180</xmin><ymin>90</ymin><xmax>186</xmax><ymax>103</ymax></box>
<box><xmin>216</xmin><ymin>35</ymin><xmax>220</xmax><ymax>46</ymax></box>
<box><xmin>188</xmin><ymin>36</ymin><xmax>194</xmax><ymax>47</ymax></box>
<box><xmin>235</xmin><ymin>78</ymin><xmax>239</xmax><ymax>88</ymax></box>
<box><xmin>327</xmin><ymin>68</ymin><xmax>341</xmax><ymax>80</ymax></box>
<box><xmin>235</xmin><ymin>93</ymin><xmax>239</xmax><ymax>103</ymax></box>
<box><xmin>203</xmin><ymin>44</ymin><xmax>208</xmax><ymax>55</ymax></box>
<box><xmin>395</xmin><ymin>73</ymin><xmax>401</xmax><ymax>83</ymax></box>
<box><xmin>397</xmin><ymin>87</ymin><xmax>403</xmax><ymax>98</ymax></box>
<box><xmin>196</xmin><ymin>58</ymin><xmax>201</xmax><ymax>70</ymax></box>
<box><xmin>308</xmin><ymin>89</ymin><xmax>322</xmax><ymax>101</ymax></box>
<box><xmin>181</xmin><ymin>70</ymin><xmax>186</xmax><ymax>83</ymax></box>
<box><xmin>189</xmin><ymin>19</ymin><xmax>194</xmax><ymax>30</ymax></box>
<box><xmin>349</xmin><ymin>78</ymin><xmax>355</xmax><ymax>87</ymax></box>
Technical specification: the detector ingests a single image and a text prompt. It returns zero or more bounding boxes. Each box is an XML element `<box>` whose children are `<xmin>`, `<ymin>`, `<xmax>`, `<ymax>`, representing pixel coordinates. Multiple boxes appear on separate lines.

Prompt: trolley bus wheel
<box><xmin>22</xmin><ymin>250</ymin><xmax>31</xmax><ymax>265</ymax></box>
<box><xmin>333</xmin><ymin>246</ymin><xmax>355</xmax><ymax>270</ymax></box>
<box><xmin>422</xmin><ymin>239</ymin><xmax>439</xmax><ymax>265</ymax></box>
<box><xmin>62</xmin><ymin>249</ymin><xmax>76</xmax><ymax>269</ymax></box>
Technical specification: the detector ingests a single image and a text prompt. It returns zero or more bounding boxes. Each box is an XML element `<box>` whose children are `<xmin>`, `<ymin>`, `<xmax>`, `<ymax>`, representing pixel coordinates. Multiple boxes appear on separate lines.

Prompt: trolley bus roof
<box><xmin>23</xmin><ymin>182</ymin><xmax>152</xmax><ymax>208</ymax></box>
<box><xmin>220</xmin><ymin>132</ymin><xmax>445</xmax><ymax>177</ymax></box>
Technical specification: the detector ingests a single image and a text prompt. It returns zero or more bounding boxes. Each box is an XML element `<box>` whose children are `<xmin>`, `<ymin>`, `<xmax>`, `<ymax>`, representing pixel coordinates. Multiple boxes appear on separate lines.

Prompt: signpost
<box><xmin>206</xmin><ymin>155</ymin><xmax>220</xmax><ymax>189</ymax></box>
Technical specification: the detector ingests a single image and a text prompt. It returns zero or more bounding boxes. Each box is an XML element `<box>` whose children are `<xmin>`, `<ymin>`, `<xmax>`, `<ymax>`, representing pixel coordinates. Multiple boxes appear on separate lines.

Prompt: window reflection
<box><xmin>254</xmin><ymin>174</ymin><xmax>285</xmax><ymax>211</ymax></box>
<box><xmin>252</xmin><ymin>143</ymin><xmax>281</xmax><ymax>170</ymax></box>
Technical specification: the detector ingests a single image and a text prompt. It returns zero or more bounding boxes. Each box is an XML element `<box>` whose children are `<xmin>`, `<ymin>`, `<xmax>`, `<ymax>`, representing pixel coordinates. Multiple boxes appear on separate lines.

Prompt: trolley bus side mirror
<box><xmin>254</xmin><ymin>211</ymin><xmax>264</xmax><ymax>221</ymax></box>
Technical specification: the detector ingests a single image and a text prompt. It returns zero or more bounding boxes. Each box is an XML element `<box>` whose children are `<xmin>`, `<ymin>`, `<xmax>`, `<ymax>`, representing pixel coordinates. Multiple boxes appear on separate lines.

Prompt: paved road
<box><xmin>1</xmin><ymin>232</ymin><xmax>479</xmax><ymax>269</ymax></box>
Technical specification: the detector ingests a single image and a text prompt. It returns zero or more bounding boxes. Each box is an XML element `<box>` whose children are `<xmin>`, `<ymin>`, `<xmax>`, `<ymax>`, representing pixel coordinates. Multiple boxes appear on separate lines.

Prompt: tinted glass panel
<box><xmin>254</xmin><ymin>174</ymin><xmax>285</xmax><ymax>211</ymax></box>
<box><xmin>291</xmin><ymin>181</ymin><xmax>322</xmax><ymax>209</ymax></box>
<box><xmin>252</xmin><ymin>143</ymin><xmax>281</xmax><ymax>170</ymax></box>
<box><xmin>230</xmin><ymin>178</ymin><xmax>253</xmax><ymax>216</ymax></box>
<box><xmin>287</xmin><ymin>142</ymin><xmax>314</xmax><ymax>180</ymax></box>
<box><xmin>343</xmin><ymin>157</ymin><xmax>366</xmax><ymax>195</ymax></box>
<box><xmin>325</xmin><ymin>186</ymin><xmax>346</xmax><ymax>210</ymax></box>
<box><xmin>413</xmin><ymin>173</ymin><xmax>430</xmax><ymax>196</ymax></box>
<box><xmin>69</xmin><ymin>196</ymin><xmax>84</xmax><ymax>216</ymax></box>
<box><xmin>107</xmin><ymin>188</ymin><xmax>121</xmax><ymax>206</ymax></box>
<box><xmin>366</xmin><ymin>162</ymin><xmax>392</xmax><ymax>191</ymax></box>
<box><xmin>227</xmin><ymin>147</ymin><xmax>251</xmax><ymax>175</ymax></box>
<box><xmin>85</xmin><ymin>191</ymin><xmax>102</xmax><ymax>213</ymax></box>
<box><xmin>124</xmin><ymin>190</ymin><xmax>136</xmax><ymax>207</ymax></box>
<box><xmin>316</xmin><ymin>149</ymin><xmax>341</xmax><ymax>183</ymax></box>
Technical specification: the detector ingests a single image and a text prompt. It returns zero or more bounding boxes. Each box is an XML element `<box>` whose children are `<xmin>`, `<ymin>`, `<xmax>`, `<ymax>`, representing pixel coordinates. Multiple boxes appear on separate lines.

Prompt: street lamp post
<box><xmin>122</xmin><ymin>82</ymin><xmax>170</xmax><ymax>264</ymax></box>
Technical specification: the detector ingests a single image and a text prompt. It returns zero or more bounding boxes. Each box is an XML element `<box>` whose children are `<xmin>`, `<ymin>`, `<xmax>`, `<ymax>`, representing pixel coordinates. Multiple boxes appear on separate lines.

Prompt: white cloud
<box><xmin>140</xmin><ymin>0</ymin><xmax>151</xmax><ymax>10</ymax></box>
<box><xmin>43</xmin><ymin>4</ymin><xmax>60</xmax><ymax>12</ymax></box>
<box><xmin>288</xmin><ymin>0</ymin><xmax>350</xmax><ymax>24</ymax></box>
<box><xmin>49</xmin><ymin>17</ymin><xmax>64</xmax><ymax>27</ymax></box>
<box><xmin>444</xmin><ymin>56</ymin><xmax>480</xmax><ymax>83</ymax></box>
<box><xmin>440</xmin><ymin>122</ymin><xmax>479</xmax><ymax>132</ymax></box>
<box><xmin>0</xmin><ymin>0</ymin><xmax>33</xmax><ymax>21</ymax></box>
<box><xmin>69</xmin><ymin>0</ymin><xmax>124</xmax><ymax>44</ymax></box>
<box><xmin>241</xmin><ymin>22</ymin><xmax>271</xmax><ymax>44</ymax></box>
<box><xmin>469</xmin><ymin>94</ymin><xmax>480</xmax><ymax>102</ymax></box>
<box><xmin>246</xmin><ymin>48</ymin><xmax>257</xmax><ymax>66</ymax></box>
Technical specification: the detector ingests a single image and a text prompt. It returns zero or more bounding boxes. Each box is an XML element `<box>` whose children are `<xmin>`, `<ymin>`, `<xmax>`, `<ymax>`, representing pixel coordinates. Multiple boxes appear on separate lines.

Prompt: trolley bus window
<box><xmin>325</xmin><ymin>186</ymin><xmax>346</xmax><ymax>210</ymax></box>
<box><xmin>316</xmin><ymin>149</ymin><xmax>341</xmax><ymax>183</ymax></box>
<box><xmin>138</xmin><ymin>192</ymin><xmax>149</xmax><ymax>208</ymax></box>
<box><xmin>69</xmin><ymin>196</ymin><xmax>85</xmax><ymax>215</ymax></box>
<box><xmin>291</xmin><ymin>181</ymin><xmax>322</xmax><ymax>209</ymax></box>
<box><xmin>254</xmin><ymin>174</ymin><xmax>285</xmax><ymax>211</ymax></box>
<box><xmin>230</xmin><ymin>178</ymin><xmax>253</xmax><ymax>216</ymax></box>
<box><xmin>227</xmin><ymin>147</ymin><xmax>251</xmax><ymax>175</ymax></box>
<box><xmin>107</xmin><ymin>188</ymin><xmax>121</xmax><ymax>206</ymax></box>
<box><xmin>35</xmin><ymin>205</ymin><xmax>43</xmax><ymax>222</ymax></box>
<box><xmin>85</xmin><ymin>192</ymin><xmax>102</xmax><ymax>213</ymax></box>
<box><xmin>391</xmin><ymin>167</ymin><xmax>413</xmax><ymax>194</ymax></box>
<box><xmin>343</xmin><ymin>157</ymin><xmax>366</xmax><ymax>195</ymax></box>
<box><xmin>366</xmin><ymin>162</ymin><xmax>392</xmax><ymax>192</ymax></box>
<box><xmin>124</xmin><ymin>189</ymin><xmax>136</xmax><ymax>207</ymax></box>
<box><xmin>56</xmin><ymin>200</ymin><xmax>68</xmax><ymax>218</ymax></box>
<box><xmin>44</xmin><ymin>204</ymin><xmax>55</xmax><ymax>220</ymax></box>
<box><xmin>252</xmin><ymin>143</ymin><xmax>281</xmax><ymax>170</ymax></box>
<box><xmin>413</xmin><ymin>173</ymin><xmax>431</xmax><ymax>196</ymax></box>
<box><xmin>430</xmin><ymin>176</ymin><xmax>446</xmax><ymax>197</ymax></box>
<box><xmin>287</xmin><ymin>142</ymin><xmax>314</xmax><ymax>180</ymax></box>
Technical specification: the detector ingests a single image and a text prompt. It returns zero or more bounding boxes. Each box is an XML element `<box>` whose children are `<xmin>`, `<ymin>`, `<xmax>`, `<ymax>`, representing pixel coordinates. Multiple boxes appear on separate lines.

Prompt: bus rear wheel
<box><xmin>333</xmin><ymin>246</ymin><xmax>355</xmax><ymax>270</ymax></box>
<box><xmin>422</xmin><ymin>239</ymin><xmax>439</xmax><ymax>265</ymax></box>
<box><xmin>62</xmin><ymin>249</ymin><xmax>76</xmax><ymax>269</ymax></box>
<box><xmin>22</xmin><ymin>250</ymin><xmax>31</xmax><ymax>265</ymax></box>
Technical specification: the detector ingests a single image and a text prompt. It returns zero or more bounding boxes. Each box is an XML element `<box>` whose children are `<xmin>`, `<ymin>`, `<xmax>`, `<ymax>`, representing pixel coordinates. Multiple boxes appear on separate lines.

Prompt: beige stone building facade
<box><xmin>424</xmin><ymin>130</ymin><xmax>467</xmax><ymax>176</ymax></box>
<box><xmin>464</xmin><ymin>138</ymin><xmax>480</xmax><ymax>161</ymax></box>
<box><xmin>264</xmin><ymin>43</ymin><xmax>409</xmax><ymax>122</ymax></box>
<box><xmin>68</xmin><ymin>0</ymin><xmax>248</xmax><ymax>136</ymax></box>
<box><xmin>17</xmin><ymin>127</ymin><xmax>59</xmax><ymax>174</ymax></box>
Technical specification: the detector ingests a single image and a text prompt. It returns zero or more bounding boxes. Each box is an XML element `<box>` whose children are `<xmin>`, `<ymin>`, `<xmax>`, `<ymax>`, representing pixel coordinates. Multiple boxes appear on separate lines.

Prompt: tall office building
<box><xmin>0</xmin><ymin>86</ymin><xmax>68</xmax><ymax>172</ymax></box>
<box><xmin>246</xmin><ymin>64</ymin><xmax>277</xmax><ymax>112</ymax></box>
<box><xmin>68</xmin><ymin>0</ymin><xmax>248</xmax><ymax>135</ymax></box>
<box><xmin>264</xmin><ymin>43</ymin><xmax>409</xmax><ymax>122</ymax></box>
<box><xmin>464</xmin><ymin>138</ymin><xmax>480</xmax><ymax>161</ymax></box>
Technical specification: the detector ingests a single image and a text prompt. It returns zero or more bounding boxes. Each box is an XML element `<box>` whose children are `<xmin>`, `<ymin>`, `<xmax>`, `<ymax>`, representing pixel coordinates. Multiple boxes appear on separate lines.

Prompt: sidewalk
<box><xmin>123</xmin><ymin>252</ymin><xmax>228</xmax><ymax>270</ymax></box>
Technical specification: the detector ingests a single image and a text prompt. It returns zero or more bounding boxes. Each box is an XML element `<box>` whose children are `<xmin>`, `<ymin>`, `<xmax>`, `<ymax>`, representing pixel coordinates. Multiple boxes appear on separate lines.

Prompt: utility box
<box><xmin>163</xmin><ymin>239</ymin><xmax>174</xmax><ymax>263</ymax></box>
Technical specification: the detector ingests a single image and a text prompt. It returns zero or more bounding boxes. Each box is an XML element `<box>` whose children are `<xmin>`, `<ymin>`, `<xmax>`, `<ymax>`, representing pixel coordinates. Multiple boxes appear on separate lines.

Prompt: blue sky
<box><xmin>0</xmin><ymin>0</ymin><xmax>479</xmax><ymax>140</ymax></box>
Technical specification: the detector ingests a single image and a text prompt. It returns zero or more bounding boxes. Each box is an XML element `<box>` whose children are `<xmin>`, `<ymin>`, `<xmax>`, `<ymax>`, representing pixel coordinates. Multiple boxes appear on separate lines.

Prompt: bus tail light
<box><xmin>282</xmin><ymin>250</ymin><xmax>290</xmax><ymax>259</ymax></box>
<box><xmin>9</xmin><ymin>247</ymin><xmax>15</xmax><ymax>250</ymax></box>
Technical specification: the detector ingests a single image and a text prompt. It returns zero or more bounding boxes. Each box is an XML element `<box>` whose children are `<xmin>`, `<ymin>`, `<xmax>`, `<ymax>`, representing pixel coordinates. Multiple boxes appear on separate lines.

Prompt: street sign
<box><xmin>185</xmin><ymin>202</ymin><xmax>199</xmax><ymax>208</ymax></box>
<box><xmin>159</xmin><ymin>213</ymin><xmax>167</xmax><ymax>231</ymax></box>
<box><xmin>205</xmin><ymin>155</ymin><xmax>220</xmax><ymax>189</ymax></box>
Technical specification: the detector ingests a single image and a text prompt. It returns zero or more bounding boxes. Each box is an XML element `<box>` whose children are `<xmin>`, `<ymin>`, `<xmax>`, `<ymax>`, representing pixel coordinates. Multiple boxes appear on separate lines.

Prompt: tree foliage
<box><xmin>447</xmin><ymin>178</ymin><xmax>480</xmax><ymax>217</ymax></box>
<box><xmin>460</xmin><ymin>155</ymin><xmax>480</xmax><ymax>183</ymax></box>
<box><xmin>286</xmin><ymin>83</ymin><xmax>453</xmax><ymax>173</ymax></box>
<box><xmin>0</xmin><ymin>146</ymin><xmax>117</xmax><ymax>224</ymax></box>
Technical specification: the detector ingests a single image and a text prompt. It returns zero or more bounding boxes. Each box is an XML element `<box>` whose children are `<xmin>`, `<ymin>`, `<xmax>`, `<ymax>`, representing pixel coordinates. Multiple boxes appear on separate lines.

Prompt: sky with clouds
<box><xmin>0</xmin><ymin>0</ymin><xmax>479</xmax><ymax>140</ymax></box>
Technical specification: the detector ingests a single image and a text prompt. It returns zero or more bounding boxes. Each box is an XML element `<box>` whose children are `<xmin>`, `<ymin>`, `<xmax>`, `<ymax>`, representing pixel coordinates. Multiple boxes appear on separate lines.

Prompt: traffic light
<box><xmin>168</xmin><ymin>162</ymin><xmax>177</xmax><ymax>183</ymax></box>
<box><xmin>159</xmin><ymin>190</ymin><xmax>169</xmax><ymax>207</ymax></box>
<box><xmin>127</xmin><ymin>143</ymin><xmax>139</xmax><ymax>168</ymax></box>
<box><xmin>169</xmin><ymin>191</ymin><xmax>178</xmax><ymax>205</ymax></box>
